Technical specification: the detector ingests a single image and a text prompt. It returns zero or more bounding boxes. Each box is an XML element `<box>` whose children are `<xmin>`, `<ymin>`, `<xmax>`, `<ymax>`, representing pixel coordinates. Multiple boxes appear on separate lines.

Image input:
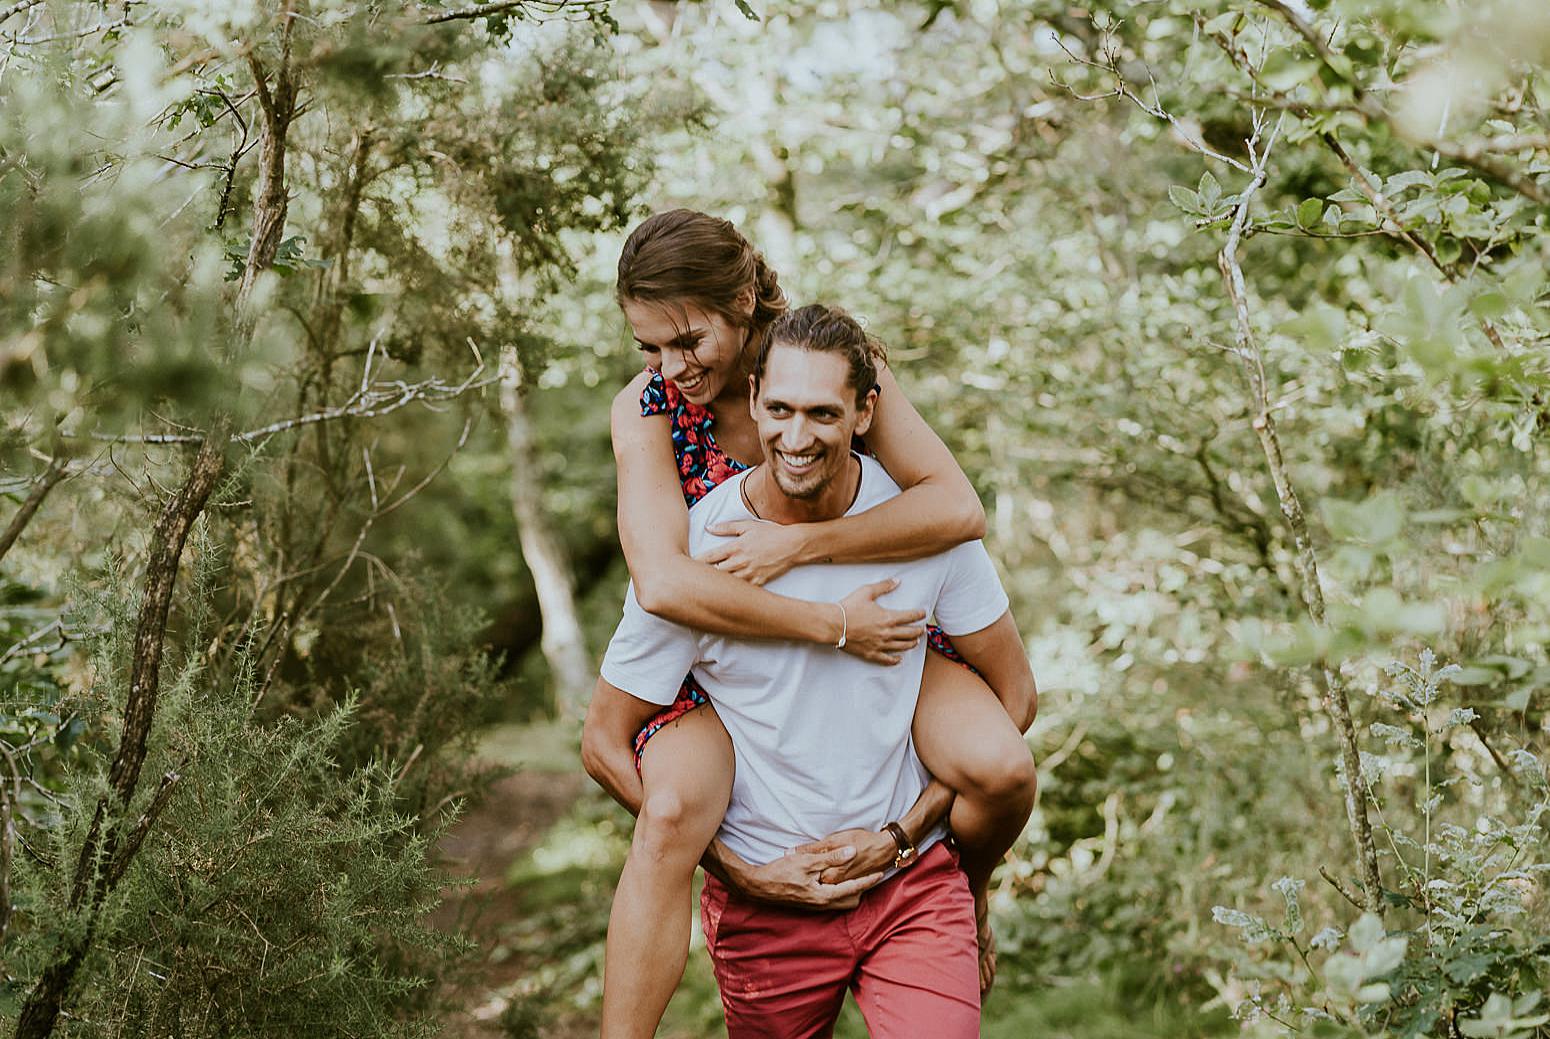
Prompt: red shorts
<box><xmin>699</xmin><ymin>842</ymin><xmax>979</xmax><ymax>1038</ymax></box>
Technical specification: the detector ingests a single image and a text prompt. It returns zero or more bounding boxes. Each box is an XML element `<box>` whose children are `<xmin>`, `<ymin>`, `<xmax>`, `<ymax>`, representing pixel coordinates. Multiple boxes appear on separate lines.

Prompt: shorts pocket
<box><xmin>700</xmin><ymin>880</ymin><xmax>731</xmax><ymax>951</ymax></box>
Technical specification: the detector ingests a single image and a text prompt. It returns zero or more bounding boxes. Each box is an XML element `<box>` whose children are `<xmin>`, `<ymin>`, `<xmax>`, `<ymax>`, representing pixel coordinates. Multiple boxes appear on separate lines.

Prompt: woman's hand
<box><xmin>800</xmin><ymin>828</ymin><xmax>899</xmax><ymax>886</ymax></box>
<box><xmin>700</xmin><ymin>519</ymin><xmax>810</xmax><ymax>586</ymax></box>
<box><xmin>837</xmin><ymin>579</ymin><xmax>926</xmax><ymax>665</ymax></box>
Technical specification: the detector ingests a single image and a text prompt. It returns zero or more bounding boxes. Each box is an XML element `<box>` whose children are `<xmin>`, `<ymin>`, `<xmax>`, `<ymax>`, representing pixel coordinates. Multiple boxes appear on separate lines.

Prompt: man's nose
<box><xmin>781</xmin><ymin>415</ymin><xmax>813</xmax><ymax>448</ymax></box>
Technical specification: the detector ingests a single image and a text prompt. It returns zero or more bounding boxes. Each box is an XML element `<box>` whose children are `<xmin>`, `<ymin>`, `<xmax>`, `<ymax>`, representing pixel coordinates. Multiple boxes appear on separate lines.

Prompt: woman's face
<box><xmin>622</xmin><ymin>298</ymin><xmax>749</xmax><ymax>406</ymax></box>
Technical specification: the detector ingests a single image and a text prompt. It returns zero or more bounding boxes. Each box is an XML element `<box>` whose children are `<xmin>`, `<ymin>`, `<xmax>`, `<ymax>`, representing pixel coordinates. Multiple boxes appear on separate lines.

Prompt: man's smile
<box><xmin>775</xmin><ymin>447</ymin><xmax>821</xmax><ymax>474</ymax></box>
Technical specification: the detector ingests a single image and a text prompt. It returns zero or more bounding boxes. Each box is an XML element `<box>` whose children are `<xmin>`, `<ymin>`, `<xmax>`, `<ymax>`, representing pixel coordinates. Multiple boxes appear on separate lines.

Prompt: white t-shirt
<box><xmin>600</xmin><ymin>455</ymin><xmax>1010</xmax><ymax>867</ymax></box>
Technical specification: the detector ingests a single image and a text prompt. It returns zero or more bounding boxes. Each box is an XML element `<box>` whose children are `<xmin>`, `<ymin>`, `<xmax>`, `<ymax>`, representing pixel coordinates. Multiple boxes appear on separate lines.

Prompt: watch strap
<box><xmin>883</xmin><ymin>821</ymin><xmax>917</xmax><ymax>868</ymax></box>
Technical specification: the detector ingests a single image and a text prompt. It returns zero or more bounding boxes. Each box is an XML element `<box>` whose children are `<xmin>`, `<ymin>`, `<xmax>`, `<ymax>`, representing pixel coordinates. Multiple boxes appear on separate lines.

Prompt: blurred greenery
<box><xmin>4</xmin><ymin>0</ymin><xmax>1550</xmax><ymax>1035</ymax></box>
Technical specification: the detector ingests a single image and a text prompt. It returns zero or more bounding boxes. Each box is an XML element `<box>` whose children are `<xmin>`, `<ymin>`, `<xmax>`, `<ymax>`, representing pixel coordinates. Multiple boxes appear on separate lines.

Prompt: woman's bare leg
<box><xmin>600</xmin><ymin>704</ymin><xmax>734</xmax><ymax>1039</ymax></box>
<box><xmin>912</xmin><ymin>650</ymin><xmax>1037</xmax><ymax>995</ymax></box>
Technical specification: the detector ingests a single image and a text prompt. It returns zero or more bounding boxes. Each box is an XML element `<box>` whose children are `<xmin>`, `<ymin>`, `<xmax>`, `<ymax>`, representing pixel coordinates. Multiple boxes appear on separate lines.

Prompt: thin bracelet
<box><xmin>834</xmin><ymin>602</ymin><xmax>848</xmax><ymax>649</ymax></box>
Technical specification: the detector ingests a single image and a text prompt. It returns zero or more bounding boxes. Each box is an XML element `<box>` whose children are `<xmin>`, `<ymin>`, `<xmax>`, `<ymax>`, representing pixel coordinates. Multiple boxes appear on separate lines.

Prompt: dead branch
<box><xmin>422</xmin><ymin>0</ymin><xmax>608</xmax><ymax>25</ymax></box>
<box><xmin>104</xmin><ymin>769</ymin><xmax>182</xmax><ymax>889</ymax></box>
<box><xmin>0</xmin><ymin>0</ymin><xmax>43</xmax><ymax>26</ymax></box>
<box><xmin>64</xmin><ymin>338</ymin><xmax>494</xmax><ymax>447</ymax></box>
<box><xmin>0</xmin><ymin>454</ymin><xmax>67</xmax><ymax>565</ymax></box>
<box><xmin>1318</xmin><ymin>865</ymin><xmax>1365</xmax><ymax>909</ymax></box>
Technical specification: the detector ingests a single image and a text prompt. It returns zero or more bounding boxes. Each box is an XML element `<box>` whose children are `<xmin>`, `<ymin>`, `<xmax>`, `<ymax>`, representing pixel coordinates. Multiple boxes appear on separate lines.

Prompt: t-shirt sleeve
<box><xmin>599</xmin><ymin>582</ymin><xmax>701</xmax><ymax>706</ymax></box>
<box><xmin>932</xmin><ymin>540</ymin><xmax>1011</xmax><ymax>636</ymax></box>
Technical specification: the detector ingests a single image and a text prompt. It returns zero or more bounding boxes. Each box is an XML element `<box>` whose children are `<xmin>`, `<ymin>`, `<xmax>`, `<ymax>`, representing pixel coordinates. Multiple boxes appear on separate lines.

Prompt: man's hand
<box><xmin>799</xmin><ymin>828</ymin><xmax>898</xmax><ymax>886</ymax></box>
<box><xmin>732</xmin><ymin>845</ymin><xmax>886</xmax><ymax>910</ymax></box>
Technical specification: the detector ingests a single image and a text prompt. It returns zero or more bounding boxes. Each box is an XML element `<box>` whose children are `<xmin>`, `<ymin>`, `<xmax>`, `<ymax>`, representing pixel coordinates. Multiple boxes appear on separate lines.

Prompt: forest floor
<box><xmin>430</xmin><ymin>720</ymin><xmax>599</xmax><ymax>1039</ymax></box>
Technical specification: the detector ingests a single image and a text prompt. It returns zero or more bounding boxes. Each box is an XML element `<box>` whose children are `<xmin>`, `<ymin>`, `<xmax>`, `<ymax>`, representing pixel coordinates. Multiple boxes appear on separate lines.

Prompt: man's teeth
<box><xmin>778</xmin><ymin>450</ymin><xmax>818</xmax><ymax>469</ymax></box>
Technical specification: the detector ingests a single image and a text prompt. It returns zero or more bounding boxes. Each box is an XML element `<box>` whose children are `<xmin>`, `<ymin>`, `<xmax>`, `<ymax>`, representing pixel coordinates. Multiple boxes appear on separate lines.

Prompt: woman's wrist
<box><xmin>786</xmin><ymin>522</ymin><xmax>822</xmax><ymax>567</ymax></box>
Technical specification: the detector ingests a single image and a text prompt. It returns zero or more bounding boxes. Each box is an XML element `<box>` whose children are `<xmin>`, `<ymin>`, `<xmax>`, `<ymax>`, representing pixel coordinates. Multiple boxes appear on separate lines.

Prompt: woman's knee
<box><xmin>635</xmin><ymin>783</ymin><xmax>726</xmax><ymax>862</ymax></box>
<box><xmin>961</xmin><ymin>739</ymin><xmax>1038</xmax><ymax>808</ymax></box>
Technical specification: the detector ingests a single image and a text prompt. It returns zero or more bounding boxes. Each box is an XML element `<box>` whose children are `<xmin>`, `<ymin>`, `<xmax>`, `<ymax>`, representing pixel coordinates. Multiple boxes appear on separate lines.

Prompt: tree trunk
<box><xmin>499</xmin><ymin>348</ymin><xmax>592</xmax><ymax>717</ymax></box>
<box><xmin>16</xmin><ymin>422</ymin><xmax>230</xmax><ymax>1039</ymax></box>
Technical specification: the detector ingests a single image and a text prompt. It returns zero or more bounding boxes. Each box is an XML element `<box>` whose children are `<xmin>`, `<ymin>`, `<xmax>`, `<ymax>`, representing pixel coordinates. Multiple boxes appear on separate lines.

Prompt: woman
<box><xmin>581</xmin><ymin>209</ymin><xmax>1036</xmax><ymax>1037</ymax></box>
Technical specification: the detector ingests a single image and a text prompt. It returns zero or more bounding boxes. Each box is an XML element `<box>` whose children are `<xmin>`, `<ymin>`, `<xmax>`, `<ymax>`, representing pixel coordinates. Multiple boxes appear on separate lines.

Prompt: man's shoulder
<box><xmin>851</xmin><ymin>454</ymin><xmax>903</xmax><ymax>512</ymax></box>
<box><xmin>687</xmin><ymin>471</ymin><xmax>753</xmax><ymax>540</ymax></box>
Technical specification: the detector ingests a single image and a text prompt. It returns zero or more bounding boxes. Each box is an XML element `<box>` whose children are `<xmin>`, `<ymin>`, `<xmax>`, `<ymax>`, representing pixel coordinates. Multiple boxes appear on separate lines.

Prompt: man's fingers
<box><xmin>825</xmin><ymin>872</ymin><xmax>886</xmax><ymax>899</ymax></box>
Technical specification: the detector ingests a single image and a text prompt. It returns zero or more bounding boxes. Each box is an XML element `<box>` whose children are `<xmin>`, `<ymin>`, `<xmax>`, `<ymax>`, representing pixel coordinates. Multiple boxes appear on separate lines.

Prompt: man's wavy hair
<box><xmin>753</xmin><ymin>304</ymin><xmax>887</xmax><ymax>407</ymax></box>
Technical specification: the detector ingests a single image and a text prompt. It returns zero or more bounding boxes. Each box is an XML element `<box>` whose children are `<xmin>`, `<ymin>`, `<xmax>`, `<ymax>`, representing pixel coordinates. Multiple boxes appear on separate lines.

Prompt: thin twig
<box><xmin>1319</xmin><ymin>865</ymin><xmax>1365</xmax><ymax>909</ymax></box>
<box><xmin>422</xmin><ymin>0</ymin><xmax>604</xmax><ymax>25</ymax></box>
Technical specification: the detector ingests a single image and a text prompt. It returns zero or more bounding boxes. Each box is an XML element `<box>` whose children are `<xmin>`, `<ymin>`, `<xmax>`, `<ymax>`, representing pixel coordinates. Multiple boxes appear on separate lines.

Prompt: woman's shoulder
<box><xmin>611</xmin><ymin>369</ymin><xmax>666</xmax><ymax>425</ymax></box>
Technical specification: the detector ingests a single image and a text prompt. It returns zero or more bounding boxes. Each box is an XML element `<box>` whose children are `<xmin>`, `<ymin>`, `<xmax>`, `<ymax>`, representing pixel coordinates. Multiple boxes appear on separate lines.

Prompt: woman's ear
<box><xmin>735</xmin><ymin>286</ymin><xmax>756</xmax><ymax>317</ymax></box>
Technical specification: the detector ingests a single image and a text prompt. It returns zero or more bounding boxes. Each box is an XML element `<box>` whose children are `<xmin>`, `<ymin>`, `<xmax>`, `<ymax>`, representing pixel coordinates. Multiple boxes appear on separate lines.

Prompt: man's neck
<box><xmin>743</xmin><ymin>456</ymin><xmax>861</xmax><ymax>526</ymax></box>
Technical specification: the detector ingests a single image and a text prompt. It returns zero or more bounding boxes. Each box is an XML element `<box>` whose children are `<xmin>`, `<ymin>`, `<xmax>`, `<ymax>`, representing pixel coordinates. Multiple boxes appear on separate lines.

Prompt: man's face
<box><xmin>751</xmin><ymin>344</ymin><xmax>875</xmax><ymax>500</ymax></box>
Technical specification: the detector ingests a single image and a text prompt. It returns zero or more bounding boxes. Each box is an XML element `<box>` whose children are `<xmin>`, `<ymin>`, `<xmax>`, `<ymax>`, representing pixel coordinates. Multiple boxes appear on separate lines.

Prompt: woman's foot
<box><xmin>974</xmin><ymin>892</ymin><xmax>997</xmax><ymax>997</ymax></box>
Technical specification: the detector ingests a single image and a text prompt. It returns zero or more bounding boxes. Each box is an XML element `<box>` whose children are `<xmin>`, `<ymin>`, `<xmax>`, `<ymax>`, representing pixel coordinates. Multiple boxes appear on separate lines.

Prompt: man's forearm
<box><xmin>898</xmin><ymin>779</ymin><xmax>954</xmax><ymax>847</ymax></box>
<box><xmin>700</xmin><ymin>837</ymin><xmax>754</xmax><ymax>894</ymax></box>
<box><xmin>580</xmin><ymin>729</ymin><xmax>644</xmax><ymax>816</ymax></box>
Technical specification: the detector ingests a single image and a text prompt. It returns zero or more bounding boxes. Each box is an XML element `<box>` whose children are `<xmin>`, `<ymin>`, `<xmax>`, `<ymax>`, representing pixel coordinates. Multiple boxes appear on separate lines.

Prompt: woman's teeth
<box><xmin>678</xmin><ymin>373</ymin><xmax>705</xmax><ymax>393</ymax></box>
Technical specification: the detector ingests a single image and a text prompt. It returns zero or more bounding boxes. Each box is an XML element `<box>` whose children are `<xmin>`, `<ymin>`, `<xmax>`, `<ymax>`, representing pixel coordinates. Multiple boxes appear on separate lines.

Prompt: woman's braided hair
<box><xmin>616</xmin><ymin>209</ymin><xmax>788</xmax><ymax>348</ymax></box>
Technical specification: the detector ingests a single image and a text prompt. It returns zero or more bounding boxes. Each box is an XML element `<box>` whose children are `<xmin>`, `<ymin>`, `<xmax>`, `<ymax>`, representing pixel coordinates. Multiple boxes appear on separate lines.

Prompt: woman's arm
<box><xmin>700</xmin><ymin>363</ymin><xmax>986</xmax><ymax>584</ymax></box>
<box><xmin>611</xmin><ymin>375</ymin><xmax>924</xmax><ymax>663</ymax></box>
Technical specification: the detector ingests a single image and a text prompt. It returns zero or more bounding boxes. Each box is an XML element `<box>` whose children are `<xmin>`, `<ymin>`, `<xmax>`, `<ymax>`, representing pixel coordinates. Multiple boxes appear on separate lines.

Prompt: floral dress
<box><xmin>629</xmin><ymin>370</ymin><xmax>968</xmax><ymax>768</ymax></box>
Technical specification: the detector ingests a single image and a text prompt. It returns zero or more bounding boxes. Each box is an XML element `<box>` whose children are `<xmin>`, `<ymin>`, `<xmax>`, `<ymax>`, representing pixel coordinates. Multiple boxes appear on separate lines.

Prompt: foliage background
<box><xmin>3</xmin><ymin>0</ymin><xmax>1550</xmax><ymax>1036</ymax></box>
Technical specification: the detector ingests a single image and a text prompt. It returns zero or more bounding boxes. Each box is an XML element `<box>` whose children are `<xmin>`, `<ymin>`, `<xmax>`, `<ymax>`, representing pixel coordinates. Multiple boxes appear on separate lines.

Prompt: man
<box><xmin>585</xmin><ymin>304</ymin><xmax>1037</xmax><ymax>1037</ymax></box>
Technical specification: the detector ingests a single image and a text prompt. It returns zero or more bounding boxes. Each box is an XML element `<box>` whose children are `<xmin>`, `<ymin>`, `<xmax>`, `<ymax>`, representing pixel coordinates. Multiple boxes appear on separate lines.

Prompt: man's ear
<box><xmin>748</xmin><ymin>374</ymin><xmax>760</xmax><ymax>420</ymax></box>
<box><xmin>853</xmin><ymin>387</ymin><xmax>879</xmax><ymax>439</ymax></box>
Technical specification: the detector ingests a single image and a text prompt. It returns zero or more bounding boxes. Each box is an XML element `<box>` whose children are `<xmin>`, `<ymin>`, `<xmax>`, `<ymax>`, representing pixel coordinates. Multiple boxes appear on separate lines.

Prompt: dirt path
<box><xmin>431</xmin><ymin>769</ymin><xmax>590</xmax><ymax>1038</ymax></box>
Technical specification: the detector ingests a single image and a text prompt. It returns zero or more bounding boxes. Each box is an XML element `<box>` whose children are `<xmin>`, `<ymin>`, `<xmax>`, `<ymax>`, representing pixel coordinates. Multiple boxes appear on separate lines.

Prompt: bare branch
<box><xmin>3</xmin><ymin>15</ymin><xmax>127</xmax><ymax>45</ymax></box>
<box><xmin>62</xmin><ymin>344</ymin><xmax>494</xmax><ymax>447</ymax></box>
<box><xmin>1051</xmin><ymin>32</ymin><xmax>1252</xmax><ymax>173</ymax></box>
<box><xmin>1318</xmin><ymin>865</ymin><xmax>1365</xmax><ymax>910</ymax></box>
<box><xmin>422</xmin><ymin>0</ymin><xmax>607</xmax><ymax>26</ymax></box>
<box><xmin>1216</xmin><ymin>112</ymin><xmax>1386</xmax><ymax>914</ymax></box>
<box><xmin>105</xmin><ymin>769</ymin><xmax>182</xmax><ymax>889</ymax></box>
<box><xmin>0</xmin><ymin>454</ymin><xmax>67</xmax><ymax>565</ymax></box>
<box><xmin>0</xmin><ymin>0</ymin><xmax>44</xmax><ymax>27</ymax></box>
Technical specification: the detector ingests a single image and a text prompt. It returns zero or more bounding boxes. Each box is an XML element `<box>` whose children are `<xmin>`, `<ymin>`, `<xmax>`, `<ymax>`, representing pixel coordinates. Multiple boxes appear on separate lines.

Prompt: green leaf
<box><xmin>1297</xmin><ymin>197</ymin><xmax>1325</xmax><ymax>228</ymax></box>
<box><xmin>1198</xmin><ymin>171</ymin><xmax>1221</xmax><ymax>209</ymax></box>
<box><xmin>1261</xmin><ymin>51</ymin><xmax>1321</xmax><ymax>91</ymax></box>
<box><xmin>733</xmin><ymin>0</ymin><xmax>761</xmax><ymax>20</ymax></box>
<box><xmin>1168</xmin><ymin>184</ymin><xmax>1202</xmax><ymax>215</ymax></box>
